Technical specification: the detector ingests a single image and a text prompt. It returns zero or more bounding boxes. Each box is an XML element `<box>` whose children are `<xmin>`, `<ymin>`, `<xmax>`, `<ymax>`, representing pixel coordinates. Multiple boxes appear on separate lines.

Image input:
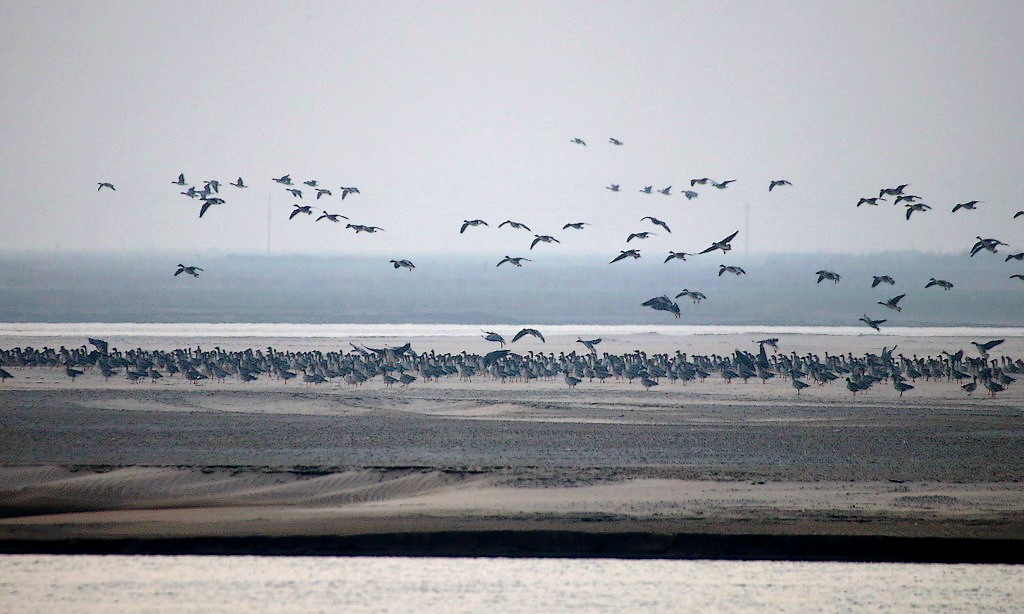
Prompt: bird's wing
<box><xmin>511</xmin><ymin>329</ymin><xmax>527</xmax><ymax>343</ymax></box>
<box><xmin>199</xmin><ymin>202</ymin><xmax>211</xmax><ymax>217</ymax></box>
<box><xmin>460</xmin><ymin>221</ymin><xmax>469</xmax><ymax>233</ymax></box>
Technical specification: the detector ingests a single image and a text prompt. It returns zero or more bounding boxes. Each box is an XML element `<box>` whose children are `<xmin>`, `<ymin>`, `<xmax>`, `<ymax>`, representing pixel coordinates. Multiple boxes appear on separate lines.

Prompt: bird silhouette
<box><xmin>642</xmin><ymin>296</ymin><xmax>681</xmax><ymax>318</ymax></box>
<box><xmin>230</xmin><ymin>177</ymin><xmax>247</xmax><ymax>188</ymax></box>
<box><xmin>460</xmin><ymin>219</ymin><xmax>488</xmax><ymax>233</ymax></box>
<box><xmin>641</xmin><ymin>216</ymin><xmax>671</xmax><ymax>233</ymax></box>
<box><xmin>498</xmin><ymin>220</ymin><xmax>531</xmax><ymax>231</ymax></box>
<box><xmin>571</xmin><ymin>138</ymin><xmax>586</xmax><ymax>146</ymax></box>
<box><xmin>769</xmin><ymin>179</ymin><xmax>792</xmax><ymax>191</ymax></box>
<box><xmin>878</xmin><ymin>294</ymin><xmax>906</xmax><ymax>312</ymax></box>
<box><xmin>530</xmin><ymin>235</ymin><xmax>559</xmax><ymax>249</ymax></box>
<box><xmin>174</xmin><ymin>264</ymin><xmax>203</xmax><ymax>278</ymax></box>
<box><xmin>512</xmin><ymin>328</ymin><xmax>545</xmax><ymax>343</ymax></box>
<box><xmin>698</xmin><ymin>231</ymin><xmax>739</xmax><ymax>255</ymax></box>
<box><xmin>871</xmin><ymin>275</ymin><xmax>895</xmax><ymax>288</ymax></box>
<box><xmin>664</xmin><ymin>251</ymin><xmax>693</xmax><ymax>263</ymax></box>
<box><xmin>390</xmin><ymin>259</ymin><xmax>415</xmax><ymax>271</ymax></box>
<box><xmin>497</xmin><ymin>256</ymin><xmax>531</xmax><ymax>267</ymax></box>
<box><xmin>610</xmin><ymin>249</ymin><xmax>641</xmax><ymax>263</ymax></box>
<box><xmin>859</xmin><ymin>314</ymin><xmax>886</xmax><ymax>332</ymax></box>
<box><xmin>97</xmin><ymin>182</ymin><xmax>115</xmax><ymax>191</ymax></box>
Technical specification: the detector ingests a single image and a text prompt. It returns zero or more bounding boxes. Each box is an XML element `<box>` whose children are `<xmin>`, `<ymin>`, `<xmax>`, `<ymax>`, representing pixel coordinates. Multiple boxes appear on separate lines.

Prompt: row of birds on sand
<box><xmin>1</xmin><ymin>337</ymin><xmax>1017</xmax><ymax>398</ymax></box>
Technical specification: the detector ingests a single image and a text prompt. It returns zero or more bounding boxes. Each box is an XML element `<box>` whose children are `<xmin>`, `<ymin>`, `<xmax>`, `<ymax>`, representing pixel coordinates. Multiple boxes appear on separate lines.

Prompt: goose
<box><xmin>97</xmin><ymin>182</ymin><xmax>115</xmax><ymax>191</ymax></box>
<box><xmin>181</xmin><ymin>186</ymin><xmax>198</xmax><ymax>198</ymax></box>
<box><xmin>316</xmin><ymin>211</ymin><xmax>348</xmax><ymax>222</ymax></box>
<box><xmin>571</xmin><ymin>138</ymin><xmax>586</xmax><ymax>146</ymax></box>
<box><xmin>768</xmin><ymin>179</ymin><xmax>791</xmax><ymax>191</ymax></box>
<box><xmin>627</xmin><ymin>231</ymin><xmax>655</xmax><ymax>242</ymax></box>
<box><xmin>712</xmin><ymin>180</ymin><xmax>736</xmax><ymax>189</ymax></box>
<box><xmin>303</xmin><ymin>179</ymin><xmax>319</xmax><ymax>187</ymax></box>
<box><xmin>498</xmin><ymin>220</ymin><xmax>531</xmax><ymax>231</ymax></box>
<box><xmin>340</xmin><ymin>187</ymin><xmax>360</xmax><ymax>199</ymax></box>
<box><xmin>173</xmin><ymin>173</ymin><xmax>187</xmax><ymax>186</ymax></box>
<box><xmin>608</xmin><ymin>138</ymin><xmax>623</xmax><ymax>145</ymax></box>
<box><xmin>1015</xmin><ymin>211</ymin><xmax>1024</xmax><ymax>218</ymax></box>
<box><xmin>698</xmin><ymin>230</ymin><xmax>739</xmax><ymax>255</ymax></box>
<box><xmin>562</xmin><ymin>222</ymin><xmax>589</xmax><ymax>230</ymax></box>
<box><xmin>230</xmin><ymin>177</ymin><xmax>247</xmax><ymax>188</ymax></box>
<box><xmin>0</xmin><ymin>367</ymin><xmax>12</xmax><ymax>382</ymax></box>
<box><xmin>610</xmin><ymin>249</ymin><xmax>641</xmax><ymax>263</ymax></box>
<box><xmin>174</xmin><ymin>264</ymin><xmax>203</xmax><ymax>277</ymax></box>
<box><xmin>315</xmin><ymin>188</ymin><xmax>332</xmax><ymax>199</ymax></box>
<box><xmin>871</xmin><ymin>275</ymin><xmax>895</xmax><ymax>287</ymax></box>
<box><xmin>675</xmin><ymin>289</ymin><xmax>706</xmax><ymax>303</ymax></box>
<box><xmin>859</xmin><ymin>314</ymin><xmax>886</xmax><ymax>332</ymax></box>
<box><xmin>894</xmin><ymin>381</ymin><xmax>914</xmax><ymax>397</ymax></box>
<box><xmin>287</xmin><ymin>188</ymin><xmax>303</xmax><ymax>198</ymax></box>
<box><xmin>482</xmin><ymin>331</ymin><xmax>506</xmax><ymax>347</ymax></box>
<box><xmin>204</xmin><ymin>179</ymin><xmax>221</xmax><ymax>193</ymax></box>
<box><xmin>347</xmin><ymin>224</ymin><xmax>384</xmax><ymax>233</ymax></box>
<box><xmin>641</xmin><ymin>216</ymin><xmax>671</xmax><ymax>233</ymax></box>
<box><xmin>642</xmin><ymin>296</ymin><xmax>681</xmax><ymax>318</ymax></box>
<box><xmin>564</xmin><ymin>372</ymin><xmax>582</xmax><ymax>388</ymax></box>
<box><xmin>460</xmin><ymin>219</ymin><xmax>488</xmax><ymax>233</ymax></box>
<box><xmin>639</xmin><ymin>186</ymin><xmax>653</xmax><ymax>194</ymax></box>
<box><xmin>970</xmin><ymin>237</ymin><xmax>1007</xmax><ymax>257</ymax></box>
<box><xmin>1004</xmin><ymin>253</ymin><xmax>1024</xmax><ymax>262</ymax></box>
<box><xmin>690</xmin><ymin>178</ymin><xmax>711</xmax><ymax>186</ymax></box>
<box><xmin>664</xmin><ymin>251</ymin><xmax>693</xmax><ymax>263</ymax></box>
<box><xmin>512</xmin><ymin>328</ymin><xmax>545</xmax><ymax>343</ymax></box>
<box><xmin>390</xmin><ymin>259</ymin><xmax>415</xmax><ymax>271</ymax></box>
<box><xmin>879</xmin><ymin>184</ymin><xmax>909</xmax><ymax>198</ymax></box>
<box><xmin>530</xmin><ymin>235</ymin><xmax>559</xmax><ymax>249</ymax></box>
<box><xmin>497</xmin><ymin>256</ymin><xmax>531</xmax><ymax>267</ymax></box>
<box><xmin>199</xmin><ymin>198</ymin><xmax>225</xmax><ymax>218</ymax></box>
<box><xmin>719</xmin><ymin>265</ymin><xmax>746</xmax><ymax>276</ymax></box>
<box><xmin>792</xmin><ymin>379</ymin><xmax>810</xmax><ymax>394</ymax></box>
<box><xmin>272</xmin><ymin>174</ymin><xmax>293</xmax><ymax>185</ymax></box>
<box><xmin>952</xmin><ymin>200</ymin><xmax>981</xmax><ymax>212</ymax></box>
<box><xmin>658</xmin><ymin>186</ymin><xmax>672</xmax><ymax>195</ymax></box>
<box><xmin>972</xmin><ymin>339</ymin><xmax>1004</xmax><ymax>357</ymax></box>
<box><xmin>878</xmin><ymin>294</ymin><xmax>906</xmax><ymax>312</ymax></box>
<box><xmin>925</xmin><ymin>278</ymin><xmax>953</xmax><ymax>290</ymax></box>
<box><xmin>894</xmin><ymin>194</ymin><xmax>921</xmax><ymax>205</ymax></box>
<box><xmin>1012</xmin><ymin>274</ymin><xmax>1024</xmax><ymax>281</ymax></box>
<box><xmin>857</xmin><ymin>197</ymin><xmax>884</xmax><ymax>207</ymax></box>
<box><xmin>681</xmin><ymin>190</ymin><xmax>699</xmax><ymax>200</ymax></box>
<box><xmin>606</xmin><ymin>184</ymin><xmax>621</xmax><ymax>192</ymax></box>
<box><xmin>816</xmin><ymin>270</ymin><xmax>841</xmax><ymax>284</ymax></box>
<box><xmin>576</xmin><ymin>337</ymin><xmax>602</xmax><ymax>351</ymax></box>
<box><xmin>904</xmin><ymin>202</ymin><xmax>931</xmax><ymax>219</ymax></box>
<box><xmin>756</xmin><ymin>338</ymin><xmax>780</xmax><ymax>351</ymax></box>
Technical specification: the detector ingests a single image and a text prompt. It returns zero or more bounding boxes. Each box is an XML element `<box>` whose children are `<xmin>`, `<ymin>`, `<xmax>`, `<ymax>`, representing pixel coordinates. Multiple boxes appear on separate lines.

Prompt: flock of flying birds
<box><xmin>93</xmin><ymin>135</ymin><xmax>1023</xmax><ymax>334</ymax></box>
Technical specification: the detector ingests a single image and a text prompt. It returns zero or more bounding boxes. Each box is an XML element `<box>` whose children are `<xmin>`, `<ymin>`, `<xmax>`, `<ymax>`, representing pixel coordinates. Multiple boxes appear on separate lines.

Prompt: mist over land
<box><xmin>1</xmin><ymin>251</ymin><xmax>1021</xmax><ymax>326</ymax></box>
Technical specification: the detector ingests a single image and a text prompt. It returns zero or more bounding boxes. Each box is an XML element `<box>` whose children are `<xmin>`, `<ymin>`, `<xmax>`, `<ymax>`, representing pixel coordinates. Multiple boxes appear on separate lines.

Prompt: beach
<box><xmin>1</xmin><ymin>331</ymin><xmax>1022</xmax><ymax>560</ymax></box>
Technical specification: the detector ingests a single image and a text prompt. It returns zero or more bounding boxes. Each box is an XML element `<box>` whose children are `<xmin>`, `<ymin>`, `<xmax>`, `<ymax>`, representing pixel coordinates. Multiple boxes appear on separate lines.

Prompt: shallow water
<box><xmin>0</xmin><ymin>555</ymin><xmax>1020</xmax><ymax>613</ymax></box>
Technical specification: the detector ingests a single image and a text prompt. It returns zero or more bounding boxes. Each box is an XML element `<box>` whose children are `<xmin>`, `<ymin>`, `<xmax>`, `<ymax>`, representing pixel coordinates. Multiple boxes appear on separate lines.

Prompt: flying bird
<box><xmin>816</xmin><ymin>270</ymin><xmax>841</xmax><ymax>284</ymax></box>
<box><xmin>530</xmin><ymin>235</ymin><xmax>559</xmax><ymax>249</ymax></box>
<box><xmin>272</xmin><ymin>174</ymin><xmax>293</xmax><ymax>185</ymax></box>
<box><xmin>230</xmin><ymin>177</ymin><xmax>247</xmax><ymax>188</ymax></box>
<box><xmin>610</xmin><ymin>249</ymin><xmax>641</xmax><ymax>263</ymax></box>
<box><xmin>626</xmin><ymin>231</ymin><xmax>655</xmax><ymax>242</ymax></box>
<box><xmin>664</xmin><ymin>251</ymin><xmax>693</xmax><ymax>263</ymax></box>
<box><xmin>871</xmin><ymin>275</ymin><xmax>895</xmax><ymax>288</ymax></box>
<box><xmin>287</xmin><ymin>188</ymin><xmax>303</xmax><ymax>199</ymax></box>
<box><xmin>904</xmin><ymin>202</ymin><xmax>931</xmax><ymax>219</ymax></box>
<box><xmin>347</xmin><ymin>224</ymin><xmax>384</xmax><ymax>233</ymax></box>
<box><xmin>719</xmin><ymin>265</ymin><xmax>746</xmax><ymax>276</ymax></box>
<box><xmin>698</xmin><ymin>230</ymin><xmax>739</xmax><ymax>255</ymax></box>
<box><xmin>1003</xmin><ymin>253</ymin><xmax>1024</xmax><ymax>262</ymax></box>
<box><xmin>675</xmin><ymin>289</ymin><xmax>706</xmax><ymax>303</ymax></box>
<box><xmin>642</xmin><ymin>296</ymin><xmax>681</xmax><ymax>318</ymax></box>
<box><xmin>390</xmin><ymin>259</ymin><xmax>415</xmax><ymax>271</ymax></box>
<box><xmin>303</xmin><ymin>179</ymin><xmax>319</xmax><ymax>187</ymax></box>
<box><xmin>562</xmin><ymin>222</ymin><xmax>589</xmax><ymax>230</ymax></box>
<box><xmin>712</xmin><ymin>180</ymin><xmax>736</xmax><ymax>189</ymax></box>
<box><xmin>608</xmin><ymin>138</ymin><xmax>623</xmax><ymax>145</ymax></box>
<box><xmin>576</xmin><ymin>337</ymin><xmax>602</xmax><ymax>351</ymax></box>
<box><xmin>315</xmin><ymin>188</ymin><xmax>333</xmax><ymax>199</ymax></box>
<box><xmin>690</xmin><ymin>178</ymin><xmax>711</xmax><ymax>186</ymax></box>
<box><xmin>497</xmin><ymin>256</ymin><xmax>531</xmax><ymax>267</ymax></box>
<box><xmin>879</xmin><ymin>184</ymin><xmax>909</xmax><ymax>198</ymax></box>
<box><xmin>461</xmin><ymin>219</ymin><xmax>488</xmax><ymax>233</ymax></box>
<box><xmin>878</xmin><ymin>294</ymin><xmax>906</xmax><ymax>312</ymax></box>
<box><xmin>658</xmin><ymin>186</ymin><xmax>672</xmax><ymax>195</ymax></box>
<box><xmin>857</xmin><ymin>197</ymin><xmax>885</xmax><ymax>207</ymax></box>
<box><xmin>859</xmin><ymin>314</ymin><xmax>886</xmax><ymax>332</ymax></box>
<box><xmin>340</xmin><ymin>187</ymin><xmax>361</xmax><ymax>199</ymax></box>
<box><xmin>174</xmin><ymin>264</ymin><xmax>203</xmax><ymax>278</ymax></box>
<box><xmin>641</xmin><ymin>216</ymin><xmax>671</xmax><ymax>233</ymax></box>
<box><xmin>925</xmin><ymin>278</ymin><xmax>954</xmax><ymax>290</ymax></box>
<box><xmin>768</xmin><ymin>179</ymin><xmax>792</xmax><ymax>191</ymax></box>
<box><xmin>199</xmin><ymin>197</ymin><xmax>225</xmax><ymax>218</ymax></box>
<box><xmin>971</xmin><ymin>339</ymin><xmax>1004</xmax><ymax>356</ymax></box>
<box><xmin>482</xmin><ymin>331</ymin><xmax>506</xmax><ymax>347</ymax></box>
<box><xmin>97</xmin><ymin>182</ymin><xmax>115</xmax><ymax>191</ymax></box>
<box><xmin>606</xmin><ymin>184</ymin><xmax>621</xmax><ymax>192</ymax></box>
<box><xmin>290</xmin><ymin>205</ymin><xmax>314</xmax><ymax>219</ymax></box>
<box><xmin>681</xmin><ymin>190</ymin><xmax>699</xmax><ymax>200</ymax></box>
<box><xmin>316</xmin><ymin>211</ymin><xmax>348</xmax><ymax>222</ymax></box>
<box><xmin>639</xmin><ymin>186</ymin><xmax>653</xmax><ymax>194</ymax></box>
<box><xmin>970</xmin><ymin>237</ymin><xmax>1007</xmax><ymax>257</ymax></box>
<box><xmin>952</xmin><ymin>200</ymin><xmax>981</xmax><ymax>213</ymax></box>
<box><xmin>512</xmin><ymin>328</ymin><xmax>545</xmax><ymax>343</ymax></box>
<box><xmin>173</xmin><ymin>173</ymin><xmax>187</xmax><ymax>186</ymax></box>
<box><xmin>499</xmin><ymin>220</ymin><xmax>531</xmax><ymax>231</ymax></box>
<box><xmin>571</xmin><ymin>138</ymin><xmax>586</xmax><ymax>146</ymax></box>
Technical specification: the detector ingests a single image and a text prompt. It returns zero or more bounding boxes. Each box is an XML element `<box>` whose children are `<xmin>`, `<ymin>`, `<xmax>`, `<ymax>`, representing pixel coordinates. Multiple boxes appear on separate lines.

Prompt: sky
<box><xmin>1</xmin><ymin>1</ymin><xmax>1023</xmax><ymax>258</ymax></box>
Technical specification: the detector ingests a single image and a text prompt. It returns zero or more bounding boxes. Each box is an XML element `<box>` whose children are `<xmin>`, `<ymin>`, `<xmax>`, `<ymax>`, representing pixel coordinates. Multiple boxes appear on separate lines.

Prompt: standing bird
<box><xmin>512</xmin><ymin>328</ymin><xmax>545</xmax><ymax>343</ymax></box>
<box><xmin>859</xmin><ymin>314</ymin><xmax>886</xmax><ymax>332</ymax></box>
<box><xmin>460</xmin><ymin>219</ymin><xmax>488</xmax><ymax>233</ymax></box>
<box><xmin>610</xmin><ymin>249</ymin><xmax>641</xmax><ymax>263</ymax></box>
<box><xmin>641</xmin><ymin>216</ymin><xmax>671</xmax><ymax>233</ymax></box>
<box><xmin>768</xmin><ymin>179</ymin><xmax>792</xmax><ymax>191</ymax></box>
<box><xmin>174</xmin><ymin>264</ymin><xmax>203</xmax><ymax>278</ymax></box>
<box><xmin>97</xmin><ymin>182</ymin><xmax>116</xmax><ymax>191</ymax></box>
<box><xmin>698</xmin><ymin>231</ymin><xmax>739</xmax><ymax>255</ymax></box>
<box><xmin>390</xmin><ymin>259</ymin><xmax>415</xmax><ymax>271</ymax></box>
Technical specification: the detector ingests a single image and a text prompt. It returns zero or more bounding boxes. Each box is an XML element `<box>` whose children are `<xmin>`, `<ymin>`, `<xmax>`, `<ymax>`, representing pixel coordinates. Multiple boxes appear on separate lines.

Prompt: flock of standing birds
<box><xmin>13</xmin><ymin>139</ymin><xmax>1019</xmax><ymax>397</ymax></box>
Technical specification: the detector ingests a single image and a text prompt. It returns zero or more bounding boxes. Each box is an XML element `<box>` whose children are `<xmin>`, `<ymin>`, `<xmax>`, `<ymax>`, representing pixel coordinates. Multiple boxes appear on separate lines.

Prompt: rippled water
<box><xmin>1</xmin><ymin>556</ymin><xmax>1020</xmax><ymax>613</ymax></box>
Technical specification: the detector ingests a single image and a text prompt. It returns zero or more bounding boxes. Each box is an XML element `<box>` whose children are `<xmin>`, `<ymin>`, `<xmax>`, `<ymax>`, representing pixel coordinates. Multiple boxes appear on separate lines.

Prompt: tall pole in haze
<box><xmin>266</xmin><ymin>193</ymin><xmax>271</xmax><ymax>255</ymax></box>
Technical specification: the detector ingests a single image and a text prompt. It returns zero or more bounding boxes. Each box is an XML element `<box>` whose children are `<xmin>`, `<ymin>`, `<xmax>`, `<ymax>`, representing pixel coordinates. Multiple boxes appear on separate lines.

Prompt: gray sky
<box><xmin>2</xmin><ymin>1</ymin><xmax>1022</xmax><ymax>258</ymax></box>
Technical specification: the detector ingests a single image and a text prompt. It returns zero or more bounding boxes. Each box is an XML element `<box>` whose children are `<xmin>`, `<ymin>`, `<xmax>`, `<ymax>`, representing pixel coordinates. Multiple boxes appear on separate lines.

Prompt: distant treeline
<box><xmin>0</xmin><ymin>252</ymin><xmax>1021</xmax><ymax>325</ymax></box>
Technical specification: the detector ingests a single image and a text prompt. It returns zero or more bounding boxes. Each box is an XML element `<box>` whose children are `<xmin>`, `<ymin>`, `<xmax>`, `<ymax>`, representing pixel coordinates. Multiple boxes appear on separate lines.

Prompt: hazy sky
<box><xmin>2</xmin><ymin>1</ymin><xmax>1022</xmax><ymax>258</ymax></box>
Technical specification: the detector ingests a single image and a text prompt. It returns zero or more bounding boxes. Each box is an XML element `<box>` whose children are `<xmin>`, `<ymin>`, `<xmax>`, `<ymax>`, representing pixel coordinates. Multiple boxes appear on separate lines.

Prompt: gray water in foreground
<box><xmin>1</xmin><ymin>556</ymin><xmax>1020</xmax><ymax>613</ymax></box>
